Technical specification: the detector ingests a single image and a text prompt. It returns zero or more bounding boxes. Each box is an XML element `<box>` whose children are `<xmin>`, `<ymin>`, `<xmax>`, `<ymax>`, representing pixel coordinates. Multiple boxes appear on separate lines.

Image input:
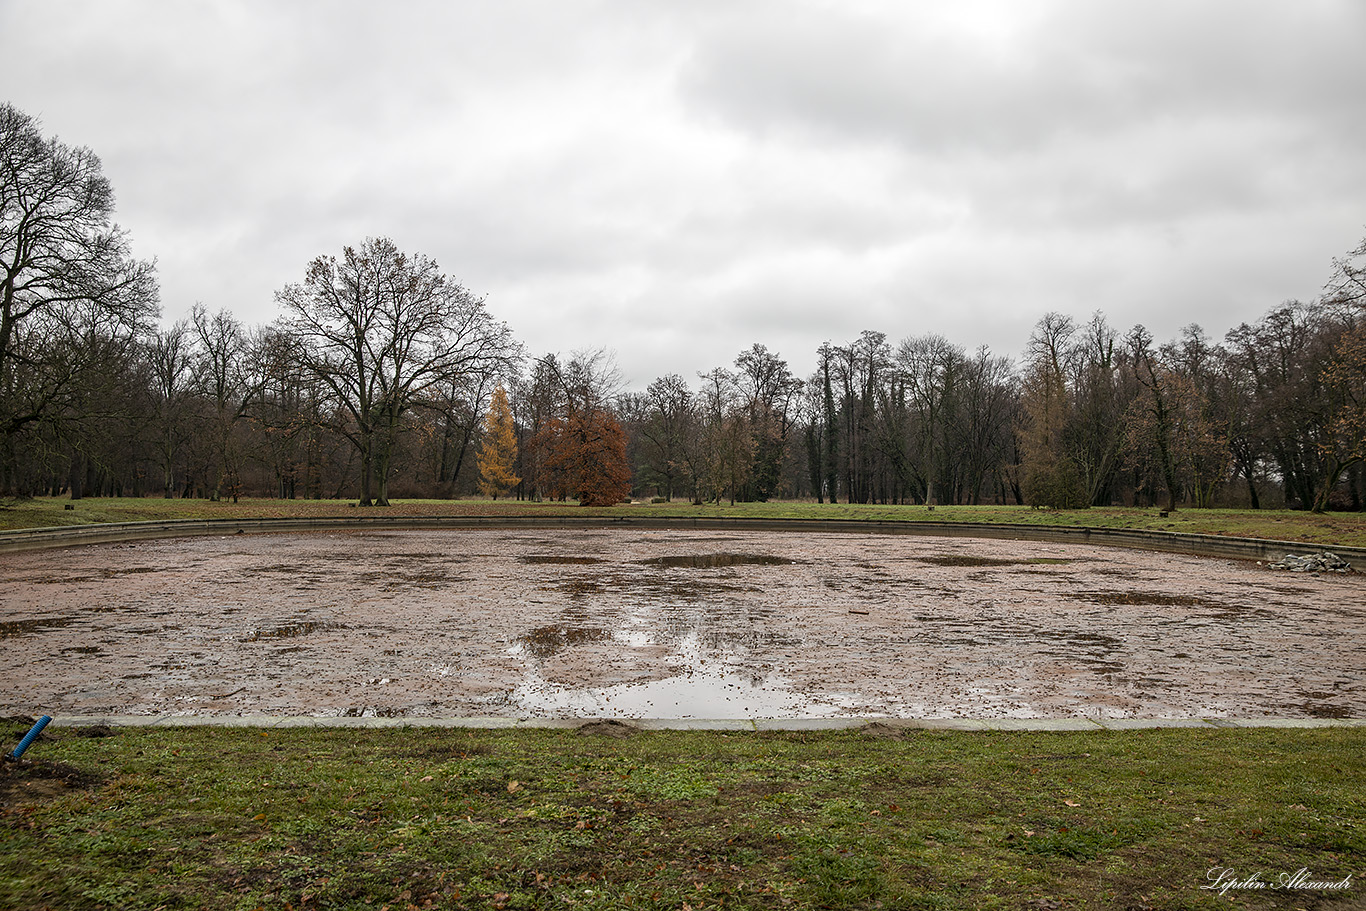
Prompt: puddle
<box><xmin>640</xmin><ymin>553</ymin><xmax>797</xmax><ymax>569</ymax></box>
<box><xmin>557</xmin><ymin>575</ymin><xmax>754</xmax><ymax>601</ymax></box>
<box><xmin>509</xmin><ymin>634</ymin><xmax>858</xmax><ymax>718</ymax></box>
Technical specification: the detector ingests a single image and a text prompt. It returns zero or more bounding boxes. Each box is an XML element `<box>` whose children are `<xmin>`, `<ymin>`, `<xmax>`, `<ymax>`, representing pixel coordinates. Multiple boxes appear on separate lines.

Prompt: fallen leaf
<box><xmin>1063</xmin><ymin>800</ymin><xmax>1081</xmax><ymax>807</ymax></box>
<box><xmin>420</xmin><ymin>775</ymin><xmax>433</xmax><ymax>782</ymax></box>
<box><xmin>507</xmin><ymin>780</ymin><xmax>521</xmax><ymax>793</ymax></box>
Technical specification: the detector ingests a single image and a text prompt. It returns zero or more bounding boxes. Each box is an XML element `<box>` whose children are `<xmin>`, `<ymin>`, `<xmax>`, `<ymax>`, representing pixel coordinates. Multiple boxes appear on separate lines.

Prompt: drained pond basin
<box><xmin>1</xmin><ymin>528</ymin><xmax>1362</xmax><ymax>720</ymax></box>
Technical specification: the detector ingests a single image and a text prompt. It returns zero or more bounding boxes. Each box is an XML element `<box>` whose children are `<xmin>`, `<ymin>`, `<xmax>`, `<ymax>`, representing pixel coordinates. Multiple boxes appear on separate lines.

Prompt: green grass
<box><xmin>2</xmin><ymin>723</ymin><xmax>1361</xmax><ymax>910</ymax></box>
<box><xmin>4</xmin><ymin>496</ymin><xmax>1366</xmax><ymax>547</ymax></box>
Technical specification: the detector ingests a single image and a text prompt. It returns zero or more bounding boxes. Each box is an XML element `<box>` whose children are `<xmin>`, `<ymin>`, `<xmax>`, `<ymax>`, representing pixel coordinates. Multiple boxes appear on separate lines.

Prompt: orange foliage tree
<box><xmin>476</xmin><ymin>384</ymin><xmax>519</xmax><ymax>499</ymax></box>
<box><xmin>539</xmin><ymin>407</ymin><xmax>632</xmax><ymax>506</ymax></box>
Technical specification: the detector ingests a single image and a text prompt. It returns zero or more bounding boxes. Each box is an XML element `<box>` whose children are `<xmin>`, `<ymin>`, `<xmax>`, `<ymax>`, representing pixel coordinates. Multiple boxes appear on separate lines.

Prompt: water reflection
<box><xmin>510</xmin><ymin>633</ymin><xmax>857</xmax><ymax>718</ymax></box>
<box><xmin>512</xmin><ymin>625</ymin><xmax>611</xmax><ymax>658</ymax></box>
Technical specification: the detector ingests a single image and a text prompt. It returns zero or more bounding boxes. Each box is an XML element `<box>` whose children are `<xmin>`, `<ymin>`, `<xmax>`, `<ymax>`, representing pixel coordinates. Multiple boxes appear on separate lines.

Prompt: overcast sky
<box><xmin>4</xmin><ymin>0</ymin><xmax>1364</xmax><ymax>387</ymax></box>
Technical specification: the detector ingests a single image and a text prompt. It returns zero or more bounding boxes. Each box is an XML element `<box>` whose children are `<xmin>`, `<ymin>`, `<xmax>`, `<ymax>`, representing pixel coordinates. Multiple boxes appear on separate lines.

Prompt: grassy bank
<box><xmin>4</xmin><ymin>496</ymin><xmax>1366</xmax><ymax>548</ymax></box>
<box><xmin>2</xmin><ymin>722</ymin><xmax>1362</xmax><ymax>910</ymax></box>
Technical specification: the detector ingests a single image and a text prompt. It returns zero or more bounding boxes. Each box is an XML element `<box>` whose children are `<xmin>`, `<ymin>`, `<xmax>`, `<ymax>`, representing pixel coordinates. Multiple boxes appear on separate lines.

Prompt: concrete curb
<box><xmin>39</xmin><ymin>715</ymin><xmax>1366</xmax><ymax>731</ymax></box>
<box><xmin>2</xmin><ymin>514</ymin><xmax>1365</xmax><ymax>568</ymax></box>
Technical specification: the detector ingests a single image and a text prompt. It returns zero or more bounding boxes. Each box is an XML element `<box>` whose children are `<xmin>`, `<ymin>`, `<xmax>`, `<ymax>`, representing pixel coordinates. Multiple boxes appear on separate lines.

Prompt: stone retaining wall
<box><xmin>2</xmin><ymin>515</ymin><xmax>1363</xmax><ymax>569</ymax></box>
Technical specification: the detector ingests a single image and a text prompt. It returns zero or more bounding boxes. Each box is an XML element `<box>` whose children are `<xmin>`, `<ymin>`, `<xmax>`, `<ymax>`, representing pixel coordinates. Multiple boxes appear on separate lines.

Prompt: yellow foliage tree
<box><xmin>476</xmin><ymin>384</ymin><xmax>520</xmax><ymax>499</ymax></box>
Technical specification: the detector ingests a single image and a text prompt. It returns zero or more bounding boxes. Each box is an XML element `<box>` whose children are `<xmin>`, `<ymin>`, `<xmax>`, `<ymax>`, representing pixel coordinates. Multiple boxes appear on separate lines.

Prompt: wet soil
<box><xmin>1</xmin><ymin>529</ymin><xmax>1362</xmax><ymax>720</ymax></box>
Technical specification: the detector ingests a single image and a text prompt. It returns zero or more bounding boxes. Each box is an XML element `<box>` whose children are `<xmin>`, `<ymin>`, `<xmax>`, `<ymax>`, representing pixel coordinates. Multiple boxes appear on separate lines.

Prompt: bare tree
<box><xmin>0</xmin><ymin>104</ymin><xmax>158</xmax><ymax>494</ymax></box>
<box><xmin>1018</xmin><ymin>313</ymin><xmax>1083</xmax><ymax>507</ymax></box>
<box><xmin>276</xmin><ymin>237</ymin><xmax>517</xmax><ymax>506</ymax></box>
<box><xmin>145</xmin><ymin>320</ymin><xmax>200</xmax><ymax>497</ymax></box>
<box><xmin>1125</xmin><ymin>325</ymin><xmax>1183</xmax><ymax>512</ymax></box>
<box><xmin>1066</xmin><ymin>313</ymin><xmax>1130</xmax><ymax>506</ymax></box>
<box><xmin>1324</xmin><ymin>234</ymin><xmax>1366</xmax><ymax>309</ymax></box>
<box><xmin>1223</xmin><ymin>300</ymin><xmax>1352</xmax><ymax>509</ymax></box>
<box><xmin>636</xmin><ymin>372</ymin><xmax>697</xmax><ymax>501</ymax></box>
<box><xmin>953</xmin><ymin>346</ymin><xmax>1016</xmax><ymax>504</ymax></box>
<box><xmin>832</xmin><ymin>331</ymin><xmax>891</xmax><ymax>504</ymax></box>
<box><xmin>695</xmin><ymin>366</ymin><xmax>752</xmax><ymax>505</ymax></box>
<box><xmin>733</xmin><ymin>344</ymin><xmax>800</xmax><ymax>501</ymax></box>
<box><xmin>1312</xmin><ymin>234</ymin><xmax>1366</xmax><ymax>511</ymax></box>
<box><xmin>895</xmin><ymin>334</ymin><xmax>963</xmax><ymax>505</ymax></box>
<box><xmin>189</xmin><ymin>304</ymin><xmax>259</xmax><ymax>501</ymax></box>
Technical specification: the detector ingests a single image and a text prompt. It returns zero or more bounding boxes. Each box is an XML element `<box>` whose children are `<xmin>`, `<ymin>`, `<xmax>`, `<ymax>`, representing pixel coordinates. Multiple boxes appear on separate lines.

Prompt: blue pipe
<box><xmin>8</xmin><ymin>715</ymin><xmax>52</xmax><ymax>760</ymax></box>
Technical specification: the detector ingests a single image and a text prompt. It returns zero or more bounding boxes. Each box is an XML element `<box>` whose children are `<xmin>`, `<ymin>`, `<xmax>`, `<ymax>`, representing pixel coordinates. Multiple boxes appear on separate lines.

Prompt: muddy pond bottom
<box><xmin>2</xmin><ymin>529</ymin><xmax>1363</xmax><ymax>720</ymax></box>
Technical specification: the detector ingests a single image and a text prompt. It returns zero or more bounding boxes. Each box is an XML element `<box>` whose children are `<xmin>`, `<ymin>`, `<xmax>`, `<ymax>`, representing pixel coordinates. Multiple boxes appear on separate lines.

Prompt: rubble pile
<box><xmin>1267</xmin><ymin>552</ymin><xmax>1355</xmax><ymax>573</ymax></box>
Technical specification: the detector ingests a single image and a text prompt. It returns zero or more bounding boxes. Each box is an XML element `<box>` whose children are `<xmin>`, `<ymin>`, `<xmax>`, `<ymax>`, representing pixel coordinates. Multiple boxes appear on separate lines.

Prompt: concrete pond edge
<box><xmin>38</xmin><ymin>715</ymin><xmax>1366</xmax><ymax>732</ymax></box>
<box><xmin>3</xmin><ymin>513</ymin><xmax>1365</xmax><ymax>569</ymax></box>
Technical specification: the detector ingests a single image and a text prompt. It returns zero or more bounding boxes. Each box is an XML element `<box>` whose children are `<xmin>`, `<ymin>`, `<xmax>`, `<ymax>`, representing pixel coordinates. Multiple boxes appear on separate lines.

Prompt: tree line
<box><xmin>4</xmin><ymin>102</ymin><xmax>1364</xmax><ymax>511</ymax></box>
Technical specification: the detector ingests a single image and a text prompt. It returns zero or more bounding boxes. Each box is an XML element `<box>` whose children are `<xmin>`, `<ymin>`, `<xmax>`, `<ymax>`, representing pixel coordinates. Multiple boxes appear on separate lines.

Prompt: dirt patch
<box><xmin>0</xmin><ymin>758</ymin><xmax>102</xmax><ymax>807</ymax></box>
<box><xmin>0</xmin><ymin>529</ymin><xmax>1362</xmax><ymax>720</ymax></box>
<box><xmin>69</xmin><ymin>724</ymin><xmax>117</xmax><ymax>738</ymax></box>
<box><xmin>0</xmin><ymin>616</ymin><xmax>80</xmax><ymax>639</ymax></box>
<box><xmin>917</xmin><ymin>555</ymin><xmax>1073</xmax><ymax>568</ymax></box>
<box><xmin>858</xmin><ymin>721</ymin><xmax>912</xmax><ymax>740</ymax></box>
<box><xmin>1071</xmin><ymin>591</ymin><xmax>1218</xmax><ymax>607</ymax></box>
<box><xmin>243</xmin><ymin>620</ymin><xmax>337</xmax><ymax>641</ymax></box>
<box><xmin>576</xmin><ymin>719</ymin><xmax>639</xmax><ymax>738</ymax></box>
<box><xmin>640</xmin><ymin>553</ymin><xmax>797</xmax><ymax>568</ymax></box>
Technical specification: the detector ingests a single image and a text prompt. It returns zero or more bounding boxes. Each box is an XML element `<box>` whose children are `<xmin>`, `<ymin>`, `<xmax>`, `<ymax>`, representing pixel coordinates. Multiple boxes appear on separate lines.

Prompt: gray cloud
<box><xmin>3</xmin><ymin>0</ymin><xmax>1363</xmax><ymax>387</ymax></box>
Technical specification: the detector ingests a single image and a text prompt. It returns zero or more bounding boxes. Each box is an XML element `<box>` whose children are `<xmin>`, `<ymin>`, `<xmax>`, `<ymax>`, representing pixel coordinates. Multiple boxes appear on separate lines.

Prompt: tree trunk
<box><xmin>358</xmin><ymin>436</ymin><xmax>375</xmax><ymax>506</ymax></box>
<box><xmin>1311</xmin><ymin>456</ymin><xmax>1360</xmax><ymax>513</ymax></box>
<box><xmin>1244</xmin><ymin>464</ymin><xmax>1260</xmax><ymax>510</ymax></box>
<box><xmin>374</xmin><ymin>442</ymin><xmax>392</xmax><ymax>507</ymax></box>
<box><xmin>0</xmin><ymin>433</ymin><xmax>13</xmax><ymax>498</ymax></box>
<box><xmin>68</xmin><ymin>451</ymin><xmax>84</xmax><ymax>500</ymax></box>
<box><xmin>373</xmin><ymin>422</ymin><xmax>395</xmax><ymax>506</ymax></box>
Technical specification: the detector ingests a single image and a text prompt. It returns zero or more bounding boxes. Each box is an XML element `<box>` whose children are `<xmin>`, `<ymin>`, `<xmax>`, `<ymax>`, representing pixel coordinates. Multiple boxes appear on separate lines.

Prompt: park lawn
<box><xmin>3</xmin><ymin>496</ymin><xmax>1366</xmax><ymax>548</ymax></box>
<box><xmin>1</xmin><ymin>722</ymin><xmax>1362</xmax><ymax>911</ymax></box>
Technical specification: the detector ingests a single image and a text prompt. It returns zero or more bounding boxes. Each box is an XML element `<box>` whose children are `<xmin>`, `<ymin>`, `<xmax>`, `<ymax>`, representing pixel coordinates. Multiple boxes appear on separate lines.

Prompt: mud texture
<box><xmin>1</xmin><ymin>529</ymin><xmax>1361</xmax><ymax>720</ymax></box>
